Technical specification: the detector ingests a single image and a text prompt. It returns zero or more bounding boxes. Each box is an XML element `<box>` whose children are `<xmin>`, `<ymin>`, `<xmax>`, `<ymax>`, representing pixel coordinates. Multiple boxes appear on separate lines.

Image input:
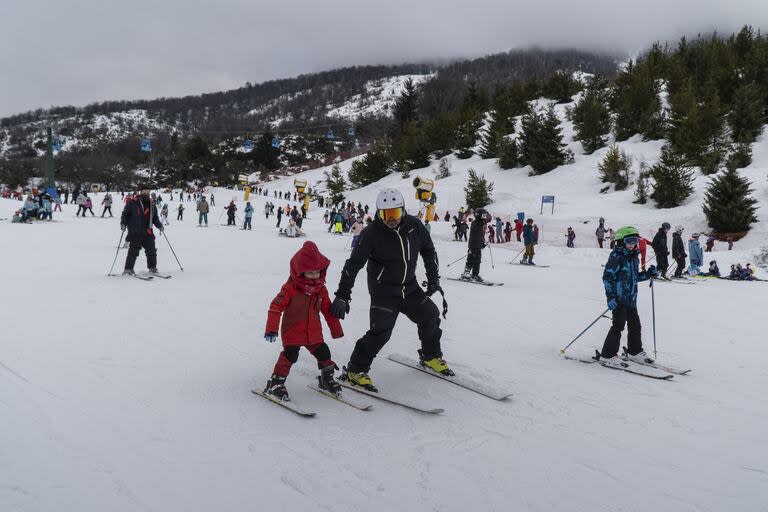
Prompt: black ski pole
<box><xmin>650</xmin><ymin>279</ymin><xmax>657</xmax><ymax>359</ymax></box>
<box><xmin>162</xmin><ymin>230</ymin><xmax>184</xmax><ymax>272</ymax></box>
<box><xmin>108</xmin><ymin>230</ymin><xmax>125</xmax><ymax>276</ymax></box>
<box><xmin>446</xmin><ymin>252</ymin><xmax>468</xmax><ymax>267</ymax></box>
<box><xmin>560</xmin><ymin>308</ymin><xmax>611</xmax><ymax>354</ymax></box>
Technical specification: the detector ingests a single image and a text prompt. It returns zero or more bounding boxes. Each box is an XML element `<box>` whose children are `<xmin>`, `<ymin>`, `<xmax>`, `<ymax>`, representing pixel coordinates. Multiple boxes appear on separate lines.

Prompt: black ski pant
<box><xmin>674</xmin><ymin>257</ymin><xmax>686</xmax><ymax>278</ymax></box>
<box><xmin>657</xmin><ymin>254</ymin><xmax>669</xmax><ymax>277</ymax></box>
<box><xmin>101</xmin><ymin>206</ymin><xmax>112</xmax><ymax>217</ymax></box>
<box><xmin>348</xmin><ymin>288</ymin><xmax>442</xmax><ymax>373</ymax></box>
<box><xmin>276</xmin><ymin>216</ymin><xmax>282</xmax><ymax>227</ymax></box>
<box><xmin>125</xmin><ymin>235</ymin><xmax>157</xmax><ymax>271</ymax></box>
<box><xmin>273</xmin><ymin>342</ymin><xmax>333</xmax><ymax>377</ymax></box>
<box><xmin>227</xmin><ymin>215</ymin><xmax>235</xmax><ymax>226</ymax></box>
<box><xmin>243</xmin><ymin>217</ymin><xmax>252</xmax><ymax>230</ymax></box>
<box><xmin>465</xmin><ymin>248</ymin><xmax>482</xmax><ymax>275</ymax></box>
<box><xmin>177</xmin><ymin>211</ymin><xmax>183</xmax><ymax>220</ymax></box>
<box><xmin>601</xmin><ymin>305</ymin><xmax>642</xmax><ymax>358</ymax></box>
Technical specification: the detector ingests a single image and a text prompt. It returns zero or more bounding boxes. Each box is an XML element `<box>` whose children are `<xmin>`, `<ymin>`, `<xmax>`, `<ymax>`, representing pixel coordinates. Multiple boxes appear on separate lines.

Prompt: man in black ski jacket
<box><xmin>671</xmin><ymin>226</ymin><xmax>687</xmax><ymax>278</ymax></box>
<box><xmin>462</xmin><ymin>209</ymin><xmax>490</xmax><ymax>281</ymax></box>
<box><xmin>651</xmin><ymin>222</ymin><xmax>671</xmax><ymax>278</ymax></box>
<box><xmin>120</xmin><ymin>189</ymin><xmax>164</xmax><ymax>275</ymax></box>
<box><xmin>329</xmin><ymin>189</ymin><xmax>450</xmax><ymax>392</ymax></box>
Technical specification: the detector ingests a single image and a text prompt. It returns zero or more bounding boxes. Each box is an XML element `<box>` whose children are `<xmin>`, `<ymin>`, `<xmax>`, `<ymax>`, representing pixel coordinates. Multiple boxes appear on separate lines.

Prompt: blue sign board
<box><xmin>243</xmin><ymin>139</ymin><xmax>254</xmax><ymax>151</ymax></box>
<box><xmin>140</xmin><ymin>139</ymin><xmax>152</xmax><ymax>152</ymax></box>
<box><xmin>271</xmin><ymin>136</ymin><xmax>280</xmax><ymax>148</ymax></box>
<box><xmin>540</xmin><ymin>195</ymin><xmax>555</xmax><ymax>214</ymax></box>
<box><xmin>517</xmin><ymin>212</ymin><xmax>525</xmax><ymax>222</ymax></box>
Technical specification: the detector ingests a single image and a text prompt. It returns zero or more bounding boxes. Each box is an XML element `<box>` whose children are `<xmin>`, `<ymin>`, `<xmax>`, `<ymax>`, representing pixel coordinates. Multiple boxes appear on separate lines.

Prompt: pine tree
<box><xmin>348</xmin><ymin>146</ymin><xmax>392</xmax><ymax>188</ymax></box>
<box><xmin>497</xmin><ymin>136</ymin><xmax>519</xmax><ymax>169</ymax></box>
<box><xmin>464</xmin><ymin>168</ymin><xmax>494</xmax><ymax>209</ymax></box>
<box><xmin>454</xmin><ymin>110</ymin><xmax>481</xmax><ymax>159</ymax></box>
<box><xmin>518</xmin><ymin>105</ymin><xmax>567</xmax><ymax>174</ymax></box>
<box><xmin>728</xmin><ymin>82</ymin><xmax>764</xmax><ymax>144</ymax></box>
<box><xmin>702</xmin><ymin>167</ymin><xmax>759</xmax><ymax>232</ymax></box>
<box><xmin>323</xmin><ymin>163</ymin><xmax>347</xmax><ymax>205</ymax></box>
<box><xmin>436</xmin><ymin>158</ymin><xmax>451</xmax><ymax>179</ymax></box>
<box><xmin>633</xmin><ymin>162</ymin><xmax>651</xmax><ymax>204</ymax></box>
<box><xmin>569</xmin><ymin>76</ymin><xmax>611</xmax><ymax>154</ymax></box>
<box><xmin>479</xmin><ymin>86</ymin><xmax>518</xmax><ymax>158</ymax></box>
<box><xmin>611</xmin><ymin>61</ymin><xmax>664</xmax><ymax>141</ymax></box>
<box><xmin>392</xmin><ymin>78</ymin><xmax>420</xmax><ymax>135</ymax></box>
<box><xmin>725</xmin><ymin>142</ymin><xmax>753</xmax><ymax>171</ymax></box>
<box><xmin>666</xmin><ymin>77</ymin><xmax>701</xmax><ymax>161</ymax></box>
<box><xmin>424</xmin><ymin>113</ymin><xmax>457</xmax><ymax>158</ymax></box>
<box><xmin>598</xmin><ymin>144</ymin><xmax>631</xmax><ymax>190</ymax></box>
<box><xmin>650</xmin><ymin>145</ymin><xmax>695</xmax><ymax>208</ymax></box>
<box><xmin>541</xmin><ymin>70</ymin><xmax>582</xmax><ymax>103</ymax></box>
<box><xmin>697</xmin><ymin>82</ymin><xmax>729</xmax><ymax>175</ymax></box>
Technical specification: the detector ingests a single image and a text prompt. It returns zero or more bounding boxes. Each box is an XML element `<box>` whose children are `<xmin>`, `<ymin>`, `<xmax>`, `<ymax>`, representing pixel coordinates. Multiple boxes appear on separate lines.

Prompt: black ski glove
<box><xmin>330</xmin><ymin>297</ymin><xmax>350</xmax><ymax>319</ymax></box>
<box><xmin>426</xmin><ymin>279</ymin><xmax>440</xmax><ymax>297</ymax></box>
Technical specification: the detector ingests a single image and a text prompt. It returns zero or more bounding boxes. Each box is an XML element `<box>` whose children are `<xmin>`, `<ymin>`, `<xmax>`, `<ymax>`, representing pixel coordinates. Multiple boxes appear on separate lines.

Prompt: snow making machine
<box><xmin>413</xmin><ymin>176</ymin><xmax>437</xmax><ymax>221</ymax></box>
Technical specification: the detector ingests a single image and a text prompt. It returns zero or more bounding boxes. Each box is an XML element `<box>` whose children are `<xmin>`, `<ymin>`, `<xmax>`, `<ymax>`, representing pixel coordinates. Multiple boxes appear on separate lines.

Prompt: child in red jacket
<box><xmin>263</xmin><ymin>241</ymin><xmax>344</xmax><ymax>401</ymax></box>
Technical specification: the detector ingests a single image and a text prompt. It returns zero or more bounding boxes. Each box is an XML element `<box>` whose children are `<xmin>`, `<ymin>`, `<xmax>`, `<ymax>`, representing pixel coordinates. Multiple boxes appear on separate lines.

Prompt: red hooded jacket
<box><xmin>265</xmin><ymin>241</ymin><xmax>343</xmax><ymax>346</ymax></box>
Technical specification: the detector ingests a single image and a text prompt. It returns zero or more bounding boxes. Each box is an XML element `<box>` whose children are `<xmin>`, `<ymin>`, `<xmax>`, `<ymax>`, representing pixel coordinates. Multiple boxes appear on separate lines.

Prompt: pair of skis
<box><xmin>108</xmin><ymin>272</ymin><xmax>172</xmax><ymax>281</ymax></box>
<box><xmin>253</xmin><ymin>353</ymin><xmax>513</xmax><ymax>417</ymax></box>
<box><xmin>446</xmin><ymin>277</ymin><xmax>504</xmax><ymax>287</ymax></box>
<box><xmin>562</xmin><ymin>349</ymin><xmax>691</xmax><ymax>379</ymax></box>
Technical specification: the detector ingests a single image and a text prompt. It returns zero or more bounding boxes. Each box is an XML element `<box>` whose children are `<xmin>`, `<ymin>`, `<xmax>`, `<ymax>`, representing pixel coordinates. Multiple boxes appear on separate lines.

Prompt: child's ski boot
<box><xmin>264</xmin><ymin>374</ymin><xmax>290</xmax><ymax>401</ymax></box>
<box><xmin>318</xmin><ymin>364</ymin><xmax>342</xmax><ymax>395</ymax></box>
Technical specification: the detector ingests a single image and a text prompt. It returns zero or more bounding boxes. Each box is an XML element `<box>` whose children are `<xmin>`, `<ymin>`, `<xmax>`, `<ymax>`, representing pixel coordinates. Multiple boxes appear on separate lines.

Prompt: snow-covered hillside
<box><xmin>326</xmin><ymin>74</ymin><xmax>435</xmax><ymax>120</ymax></box>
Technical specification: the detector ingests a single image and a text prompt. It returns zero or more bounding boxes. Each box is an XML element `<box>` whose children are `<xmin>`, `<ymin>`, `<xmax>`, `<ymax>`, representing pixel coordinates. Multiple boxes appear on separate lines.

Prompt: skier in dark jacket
<box><xmin>329</xmin><ymin>189</ymin><xmax>449</xmax><ymax>392</ymax></box>
<box><xmin>120</xmin><ymin>189</ymin><xmax>164</xmax><ymax>275</ymax></box>
<box><xmin>599</xmin><ymin>226</ymin><xmax>658</xmax><ymax>367</ymax></box>
<box><xmin>521</xmin><ymin>218</ymin><xmax>536</xmax><ymax>265</ymax></box>
<box><xmin>671</xmin><ymin>226</ymin><xmax>687</xmax><ymax>278</ymax></box>
<box><xmin>461</xmin><ymin>209</ymin><xmax>490</xmax><ymax>282</ymax></box>
<box><xmin>651</xmin><ymin>222</ymin><xmax>671</xmax><ymax>278</ymax></box>
<box><xmin>225</xmin><ymin>201</ymin><xmax>237</xmax><ymax>226</ymax></box>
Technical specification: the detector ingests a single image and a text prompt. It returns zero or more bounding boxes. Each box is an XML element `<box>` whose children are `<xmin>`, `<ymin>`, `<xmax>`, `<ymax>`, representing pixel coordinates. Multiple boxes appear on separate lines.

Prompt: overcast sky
<box><xmin>1</xmin><ymin>0</ymin><xmax>765</xmax><ymax>118</ymax></box>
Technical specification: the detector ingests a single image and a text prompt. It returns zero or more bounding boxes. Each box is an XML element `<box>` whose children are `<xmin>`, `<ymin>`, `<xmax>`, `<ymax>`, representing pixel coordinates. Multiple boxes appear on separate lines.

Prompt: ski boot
<box><xmin>340</xmin><ymin>366</ymin><xmax>377</xmax><ymax>392</ymax></box>
<box><xmin>527</xmin><ymin>260</ymin><xmax>536</xmax><ymax>266</ymax></box>
<box><xmin>418</xmin><ymin>349</ymin><xmax>455</xmax><ymax>376</ymax></box>
<box><xmin>148</xmin><ymin>268</ymin><xmax>159</xmax><ymax>275</ymax></box>
<box><xmin>595</xmin><ymin>351</ymin><xmax>625</xmax><ymax>369</ymax></box>
<box><xmin>122</xmin><ymin>269</ymin><xmax>135</xmax><ymax>276</ymax></box>
<box><xmin>264</xmin><ymin>374</ymin><xmax>290</xmax><ymax>401</ymax></box>
<box><xmin>520</xmin><ymin>257</ymin><xmax>528</xmax><ymax>265</ymax></box>
<box><xmin>460</xmin><ymin>269</ymin><xmax>472</xmax><ymax>281</ymax></box>
<box><xmin>318</xmin><ymin>363</ymin><xmax>342</xmax><ymax>395</ymax></box>
<box><xmin>623</xmin><ymin>349</ymin><xmax>654</xmax><ymax>364</ymax></box>
<box><xmin>471</xmin><ymin>274</ymin><xmax>484</xmax><ymax>283</ymax></box>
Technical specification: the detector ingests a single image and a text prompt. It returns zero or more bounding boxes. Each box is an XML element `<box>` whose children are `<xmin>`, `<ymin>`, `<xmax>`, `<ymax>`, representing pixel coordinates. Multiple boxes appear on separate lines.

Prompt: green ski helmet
<box><xmin>614</xmin><ymin>226</ymin><xmax>640</xmax><ymax>241</ymax></box>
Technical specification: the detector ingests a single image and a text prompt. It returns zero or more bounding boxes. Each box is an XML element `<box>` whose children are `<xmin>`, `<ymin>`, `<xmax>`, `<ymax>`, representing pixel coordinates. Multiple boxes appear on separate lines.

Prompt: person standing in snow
<box><xmin>595</xmin><ymin>218</ymin><xmax>606</xmax><ymax>248</ymax></box>
<box><xmin>350</xmin><ymin>217</ymin><xmax>364</xmax><ymax>248</ymax></box>
<box><xmin>514</xmin><ymin>217</ymin><xmax>523</xmax><ymax>242</ymax></box>
<box><xmin>651</xmin><ymin>222</ymin><xmax>671</xmax><ymax>279</ymax></box>
<box><xmin>504</xmin><ymin>221</ymin><xmax>512</xmax><ymax>242</ymax></box>
<box><xmin>329</xmin><ymin>189</ymin><xmax>449</xmax><ymax>391</ymax></box>
<box><xmin>688</xmin><ymin>233</ymin><xmax>704</xmax><ymax>276</ymax></box>
<box><xmin>160</xmin><ymin>203</ymin><xmax>170</xmax><ymax>225</ymax></box>
<box><xmin>210</xmin><ymin>193</ymin><xmax>215</xmax><ymax>207</ymax></box>
<box><xmin>488</xmin><ymin>223</ymin><xmax>496</xmax><ymax>243</ymax></box>
<box><xmin>599</xmin><ymin>226</ymin><xmax>658</xmax><ymax>367</ymax></box>
<box><xmin>177</xmin><ymin>203</ymin><xmax>184</xmax><ymax>221</ymax></box>
<box><xmin>461</xmin><ymin>208</ymin><xmax>490</xmax><ymax>282</ymax></box>
<box><xmin>566</xmin><ymin>227</ymin><xmax>575</xmax><ymax>248</ymax></box>
<box><xmin>262</xmin><ymin>241</ymin><xmax>344</xmax><ymax>401</ymax></box>
<box><xmin>521</xmin><ymin>218</ymin><xmax>536</xmax><ymax>265</ymax></box>
<box><xmin>243</xmin><ymin>201</ymin><xmax>254</xmax><ymax>230</ymax></box>
<box><xmin>101</xmin><ymin>192</ymin><xmax>113</xmax><ymax>217</ymax></box>
<box><xmin>705</xmin><ymin>234</ymin><xmax>715</xmax><ymax>252</ymax></box>
<box><xmin>225</xmin><ymin>200</ymin><xmax>237</xmax><ymax>226</ymax></box>
<box><xmin>120</xmin><ymin>189</ymin><xmax>164</xmax><ymax>276</ymax></box>
<box><xmin>671</xmin><ymin>226</ymin><xmax>687</xmax><ymax>278</ymax></box>
<box><xmin>196</xmin><ymin>196</ymin><xmax>209</xmax><ymax>226</ymax></box>
<box><xmin>495</xmin><ymin>217</ymin><xmax>503</xmax><ymax>243</ymax></box>
<box><xmin>276</xmin><ymin>206</ymin><xmax>284</xmax><ymax>228</ymax></box>
<box><xmin>85</xmin><ymin>195</ymin><xmax>95</xmax><ymax>216</ymax></box>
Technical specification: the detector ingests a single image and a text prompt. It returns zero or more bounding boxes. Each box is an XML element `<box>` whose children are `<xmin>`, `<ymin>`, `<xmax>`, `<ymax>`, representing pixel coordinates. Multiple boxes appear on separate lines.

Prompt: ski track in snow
<box><xmin>2</xmin><ymin>133</ymin><xmax>768</xmax><ymax>512</ymax></box>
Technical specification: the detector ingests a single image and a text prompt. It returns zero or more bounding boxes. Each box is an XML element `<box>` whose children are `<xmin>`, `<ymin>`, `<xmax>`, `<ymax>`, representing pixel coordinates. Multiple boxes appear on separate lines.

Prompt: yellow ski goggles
<box><xmin>378</xmin><ymin>207</ymin><xmax>404</xmax><ymax>223</ymax></box>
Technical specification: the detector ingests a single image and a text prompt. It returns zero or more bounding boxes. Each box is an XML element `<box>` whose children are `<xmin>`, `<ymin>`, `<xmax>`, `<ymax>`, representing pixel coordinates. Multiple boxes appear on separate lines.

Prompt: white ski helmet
<box><xmin>376</xmin><ymin>189</ymin><xmax>405</xmax><ymax>210</ymax></box>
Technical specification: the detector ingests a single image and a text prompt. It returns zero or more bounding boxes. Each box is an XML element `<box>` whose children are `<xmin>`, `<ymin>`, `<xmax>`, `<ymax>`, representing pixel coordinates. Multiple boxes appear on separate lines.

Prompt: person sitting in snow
<box><xmin>700</xmin><ymin>260</ymin><xmax>720</xmax><ymax>277</ymax></box>
<box><xmin>263</xmin><ymin>241</ymin><xmax>344</xmax><ymax>402</ymax></box>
